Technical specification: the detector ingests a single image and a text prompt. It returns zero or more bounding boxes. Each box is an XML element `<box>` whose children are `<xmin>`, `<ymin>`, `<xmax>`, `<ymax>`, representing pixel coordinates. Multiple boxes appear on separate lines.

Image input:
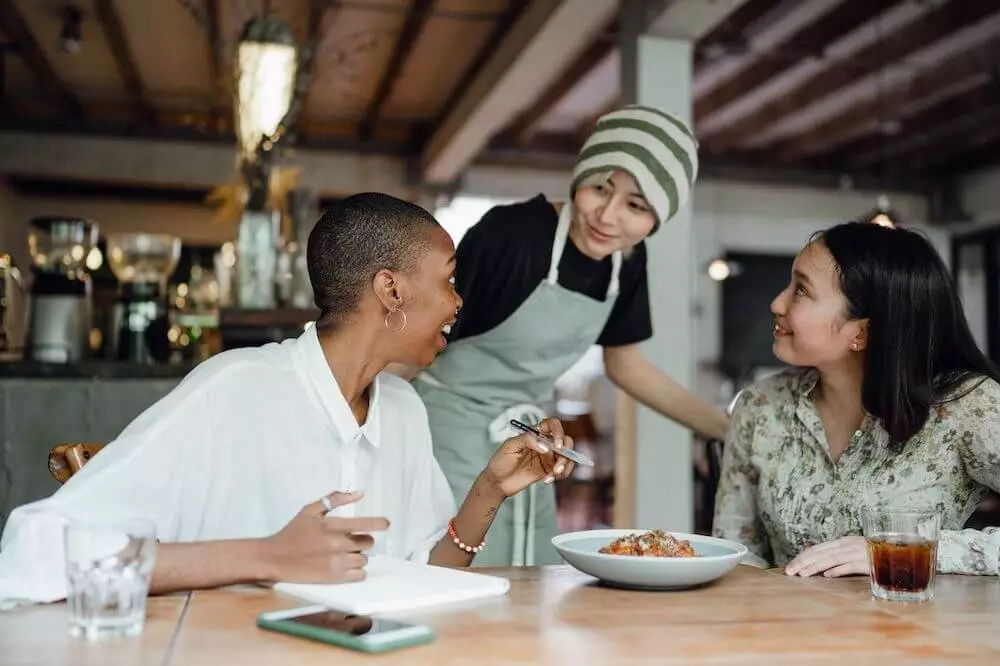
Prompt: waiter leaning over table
<box><xmin>392</xmin><ymin>105</ymin><xmax>729</xmax><ymax>567</ymax></box>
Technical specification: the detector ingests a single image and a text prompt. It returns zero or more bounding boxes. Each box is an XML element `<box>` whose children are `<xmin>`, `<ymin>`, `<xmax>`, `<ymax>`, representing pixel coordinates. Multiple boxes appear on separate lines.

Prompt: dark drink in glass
<box><xmin>861</xmin><ymin>510</ymin><xmax>940</xmax><ymax>602</ymax></box>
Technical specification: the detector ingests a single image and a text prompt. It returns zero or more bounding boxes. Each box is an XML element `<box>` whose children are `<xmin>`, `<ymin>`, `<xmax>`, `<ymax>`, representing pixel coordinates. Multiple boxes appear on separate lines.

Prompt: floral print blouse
<box><xmin>712</xmin><ymin>368</ymin><xmax>1000</xmax><ymax>575</ymax></box>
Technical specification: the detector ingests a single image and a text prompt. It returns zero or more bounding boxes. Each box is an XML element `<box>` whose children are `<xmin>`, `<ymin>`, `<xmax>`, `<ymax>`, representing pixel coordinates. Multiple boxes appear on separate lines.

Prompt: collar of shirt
<box><xmin>792</xmin><ymin>367</ymin><xmax>878</xmax><ymax>464</ymax></box>
<box><xmin>294</xmin><ymin>325</ymin><xmax>383</xmax><ymax>449</ymax></box>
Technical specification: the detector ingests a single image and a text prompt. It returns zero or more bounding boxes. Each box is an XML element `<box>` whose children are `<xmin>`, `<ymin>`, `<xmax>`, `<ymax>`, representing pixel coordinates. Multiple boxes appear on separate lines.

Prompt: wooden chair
<box><xmin>48</xmin><ymin>443</ymin><xmax>104</xmax><ymax>484</ymax></box>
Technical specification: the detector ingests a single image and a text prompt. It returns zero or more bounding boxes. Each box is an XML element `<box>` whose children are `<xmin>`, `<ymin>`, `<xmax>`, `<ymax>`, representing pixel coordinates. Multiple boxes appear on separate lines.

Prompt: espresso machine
<box><xmin>25</xmin><ymin>217</ymin><xmax>98</xmax><ymax>363</ymax></box>
<box><xmin>107</xmin><ymin>233</ymin><xmax>181</xmax><ymax>364</ymax></box>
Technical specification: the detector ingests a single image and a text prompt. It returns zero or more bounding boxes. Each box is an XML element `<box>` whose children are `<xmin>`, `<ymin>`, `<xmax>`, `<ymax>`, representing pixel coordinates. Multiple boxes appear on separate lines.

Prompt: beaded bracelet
<box><xmin>448</xmin><ymin>517</ymin><xmax>486</xmax><ymax>554</ymax></box>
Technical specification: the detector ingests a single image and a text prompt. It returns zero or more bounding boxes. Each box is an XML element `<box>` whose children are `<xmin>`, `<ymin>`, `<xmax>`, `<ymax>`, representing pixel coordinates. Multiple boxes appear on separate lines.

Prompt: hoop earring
<box><xmin>384</xmin><ymin>309</ymin><xmax>407</xmax><ymax>333</ymax></box>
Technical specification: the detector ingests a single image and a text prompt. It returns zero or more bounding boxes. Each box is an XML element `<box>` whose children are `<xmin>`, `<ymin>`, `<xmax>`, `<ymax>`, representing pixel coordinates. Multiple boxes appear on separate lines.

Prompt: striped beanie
<box><xmin>571</xmin><ymin>105</ymin><xmax>699</xmax><ymax>233</ymax></box>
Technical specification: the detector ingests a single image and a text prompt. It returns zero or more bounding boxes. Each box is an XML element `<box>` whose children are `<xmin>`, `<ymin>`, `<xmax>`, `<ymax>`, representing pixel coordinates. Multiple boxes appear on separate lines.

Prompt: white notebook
<box><xmin>274</xmin><ymin>557</ymin><xmax>510</xmax><ymax>615</ymax></box>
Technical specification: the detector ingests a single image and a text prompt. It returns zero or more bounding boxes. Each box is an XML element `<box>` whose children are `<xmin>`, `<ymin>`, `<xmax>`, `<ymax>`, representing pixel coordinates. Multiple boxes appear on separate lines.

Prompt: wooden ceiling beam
<box><xmin>0</xmin><ymin>43</ymin><xmax>10</xmax><ymax>114</ymax></box>
<box><xmin>779</xmin><ymin>38</ymin><xmax>1000</xmax><ymax>159</ymax></box>
<box><xmin>703</xmin><ymin>1</ymin><xmax>1000</xmax><ymax>153</ymax></box>
<box><xmin>429</xmin><ymin>0</ymin><xmax>530</xmax><ymax>142</ymax></box>
<box><xmin>94</xmin><ymin>0</ymin><xmax>155</xmax><ymax>126</ymax></box>
<box><xmin>0</xmin><ymin>128</ymin><xmax>413</xmax><ymax>198</ymax></box>
<box><xmin>921</xmin><ymin>127</ymin><xmax>1000</xmax><ymax>177</ymax></box>
<box><xmin>881</xmin><ymin>104</ymin><xmax>1000</xmax><ymax>171</ymax></box>
<box><xmin>358</xmin><ymin>0</ymin><xmax>432</xmax><ymax>140</ymax></box>
<box><xmin>205</xmin><ymin>0</ymin><xmax>224</xmax><ymax>133</ymax></box>
<box><xmin>504</xmin><ymin>22</ymin><xmax>614</xmax><ymax>146</ymax></box>
<box><xmin>287</xmin><ymin>1</ymin><xmax>330</xmax><ymax>142</ymax></box>
<box><xmin>422</xmin><ymin>0</ymin><xmax>619</xmax><ymax>184</ymax></box>
<box><xmin>841</xmin><ymin>79</ymin><xmax>1000</xmax><ymax>168</ymax></box>
<box><xmin>574</xmin><ymin>95</ymin><xmax>619</xmax><ymax>140</ymax></box>
<box><xmin>693</xmin><ymin>0</ymin><xmax>783</xmax><ymax>70</ymax></box>
<box><xmin>694</xmin><ymin>0</ymin><xmax>895</xmax><ymax>122</ymax></box>
<box><xmin>0</xmin><ymin>0</ymin><xmax>84</xmax><ymax>120</ymax></box>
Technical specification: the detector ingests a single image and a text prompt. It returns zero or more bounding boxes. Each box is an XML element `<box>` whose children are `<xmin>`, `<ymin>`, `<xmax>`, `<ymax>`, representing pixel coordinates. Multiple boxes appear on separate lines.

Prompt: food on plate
<box><xmin>599</xmin><ymin>530</ymin><xmax>698</xmax><ymax>557</ymax></box>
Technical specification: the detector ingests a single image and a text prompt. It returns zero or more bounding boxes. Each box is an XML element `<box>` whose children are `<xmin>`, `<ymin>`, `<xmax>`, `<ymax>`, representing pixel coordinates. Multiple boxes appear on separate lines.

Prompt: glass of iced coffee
<box><xmin>861</xmin><ymin>508</ymin><xmax>940</xmax><ymax>603</ymax></box>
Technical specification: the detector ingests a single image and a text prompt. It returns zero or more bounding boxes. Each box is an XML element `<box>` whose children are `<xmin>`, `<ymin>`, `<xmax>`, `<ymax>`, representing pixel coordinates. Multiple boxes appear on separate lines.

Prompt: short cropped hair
<box><xmin>306</xmin><ymin>192</ymin><xmax>439</xmax><ymax>329</ymax></box>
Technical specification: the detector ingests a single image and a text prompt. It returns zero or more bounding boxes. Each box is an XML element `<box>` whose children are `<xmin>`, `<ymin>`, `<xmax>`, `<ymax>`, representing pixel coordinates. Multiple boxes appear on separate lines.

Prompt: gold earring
<box><xmin>384</xmin><ymin>309</ymin><xmax>407</xmax><ymax>333</ymax></box>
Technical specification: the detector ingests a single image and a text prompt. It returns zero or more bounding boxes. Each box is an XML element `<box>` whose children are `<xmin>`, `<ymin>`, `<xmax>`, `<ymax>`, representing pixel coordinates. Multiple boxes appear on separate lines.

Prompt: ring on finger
<box><xmin>321</xmin><ymin>495</ymin><xmax>333</xmax><ymax>513</ymax></box>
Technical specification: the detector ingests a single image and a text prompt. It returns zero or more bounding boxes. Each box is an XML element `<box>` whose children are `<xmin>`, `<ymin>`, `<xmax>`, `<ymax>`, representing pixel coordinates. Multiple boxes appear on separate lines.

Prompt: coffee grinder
<box><xmin>25</xmin><ymin>217</ymin><xmax>98</xmax><ymax>363</ymax></box>
<box><xmin>107</xmin><ymin>233</ymin><xmax>181</xmax><ymax>364</ymax></box>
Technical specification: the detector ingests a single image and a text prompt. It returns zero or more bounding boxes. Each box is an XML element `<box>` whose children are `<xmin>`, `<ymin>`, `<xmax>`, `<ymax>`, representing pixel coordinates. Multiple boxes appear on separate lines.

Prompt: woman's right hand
<box><xmin>258</xmin><ymin>491</ymin><xmax>389</xmax><ymax>584</ymax></box>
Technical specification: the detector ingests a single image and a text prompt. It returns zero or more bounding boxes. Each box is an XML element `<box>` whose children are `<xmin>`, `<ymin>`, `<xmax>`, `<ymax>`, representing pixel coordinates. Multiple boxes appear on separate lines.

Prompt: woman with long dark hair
<box><xmin>714</xmin><ymin>221</ymin><xmax>1000</xmax><ymax>576</ymax></box>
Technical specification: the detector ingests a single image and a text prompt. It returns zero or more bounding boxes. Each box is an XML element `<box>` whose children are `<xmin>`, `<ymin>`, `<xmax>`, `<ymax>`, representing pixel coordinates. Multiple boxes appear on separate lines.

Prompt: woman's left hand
<box><xmin>483</xmin><ymin>418</ymin><xmax>575</xmax><ymax>498</ymax></box>
<box><xmin>784</xmin><ymin>536</ymin><xmax>870</xmax><ymax>578</ymax></box>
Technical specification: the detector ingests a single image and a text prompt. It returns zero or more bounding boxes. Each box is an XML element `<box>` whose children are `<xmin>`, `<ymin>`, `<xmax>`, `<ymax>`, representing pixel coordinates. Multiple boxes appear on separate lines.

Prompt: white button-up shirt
<box><xmin>0</xmin><ymin>326</ymin><xmax>456</xmax><ymax>607</ymax></box>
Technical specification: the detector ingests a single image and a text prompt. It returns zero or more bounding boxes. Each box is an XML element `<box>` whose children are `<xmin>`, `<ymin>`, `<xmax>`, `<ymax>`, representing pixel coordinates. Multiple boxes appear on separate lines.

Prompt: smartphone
<box><xmin>257</xmin><ymin>605</ymin><xmax>435</xmax><ymax>653</ymax></box>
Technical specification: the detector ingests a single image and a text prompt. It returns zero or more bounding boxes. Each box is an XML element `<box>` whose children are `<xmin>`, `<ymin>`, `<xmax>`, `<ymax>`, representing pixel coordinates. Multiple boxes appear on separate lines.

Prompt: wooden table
<box><xmin>4</xmin><ymin>565</ymin><xmax>1000</xmax><ymax>665</ymax></box>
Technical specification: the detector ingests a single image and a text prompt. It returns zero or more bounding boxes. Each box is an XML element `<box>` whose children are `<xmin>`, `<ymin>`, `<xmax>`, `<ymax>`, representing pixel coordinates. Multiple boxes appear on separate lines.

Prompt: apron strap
<box><xmin>511</xmin><ymin>482</ymin><xmax>538</xmax><ymax>566</ymax></box>
<box><xmin>525</xmin><ymin>483</ymin><xmax>537</xmax><ymax>565</ymax></box>
<box><xmin>511</xmin><ymin>491</ymin><xmax>526</xmax><ymax>566</ymax></box>
<box><xmin>546</xmin><ymin>204</ymin><xmax>574</xmax><ymax>286</ymax></box>
<box><xmin>548</xmin><ymin>202</ymin><xmax>624</xmax><ymax>298</ymax></box>
<box><xmin>607</xmin><ymin>251</ymin><xmax>623</xmax><ymax>298</ymax></box>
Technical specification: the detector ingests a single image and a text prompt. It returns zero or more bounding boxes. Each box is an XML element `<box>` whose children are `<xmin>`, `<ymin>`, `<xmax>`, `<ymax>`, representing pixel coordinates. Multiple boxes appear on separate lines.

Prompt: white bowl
<box><xmin>551</xmin><ymin>529</ymin><xmax>748</xmax><ymax>590</ymax></box>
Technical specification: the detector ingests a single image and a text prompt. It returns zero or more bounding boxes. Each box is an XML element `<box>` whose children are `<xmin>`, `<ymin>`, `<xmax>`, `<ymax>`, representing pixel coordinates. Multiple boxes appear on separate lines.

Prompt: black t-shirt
<box><xmin>448</xmin><ymin>194</ymin><xmax>653</xmax><ymax>347</ymax></box>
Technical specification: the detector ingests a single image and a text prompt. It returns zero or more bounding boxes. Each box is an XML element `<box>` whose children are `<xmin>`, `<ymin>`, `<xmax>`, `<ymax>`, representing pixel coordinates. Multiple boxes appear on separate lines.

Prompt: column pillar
<box><xmin>618</xmin><ymin>0</ymin><xmax>696</xmax><ymax>532</ymax></box>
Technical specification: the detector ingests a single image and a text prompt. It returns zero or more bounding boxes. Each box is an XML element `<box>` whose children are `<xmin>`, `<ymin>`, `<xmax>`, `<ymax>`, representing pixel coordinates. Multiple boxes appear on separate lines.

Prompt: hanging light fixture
<box><xmin>59</xmin><ymin>5</ymin><xmax>83</xmax><ymax>54</ymax></box>
<box><xmin>862</xmin><ymin>194</ymin><xmax>899</xmax><ymax>228</ymax></box>
<box><xmin>706</xmin><ymin>257</ymin><xmax>743</xmax><ymax>282</ymax></box>
<box><xmin>234</xmin><ymin>18</ymin><xmax>298</xmax><ymax>164</ymax></box>
<box><xmin>862</xmin><ymin>16</ymin><xmax>899</xmax><ymax>231</ymax></box>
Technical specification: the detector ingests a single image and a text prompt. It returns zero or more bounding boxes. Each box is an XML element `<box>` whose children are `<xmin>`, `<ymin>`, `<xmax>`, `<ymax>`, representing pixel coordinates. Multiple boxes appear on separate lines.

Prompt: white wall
<box><xmin>960</xmin><ymin>165</ymin><xmax>1000</xmax><ymax>225</ymax></box>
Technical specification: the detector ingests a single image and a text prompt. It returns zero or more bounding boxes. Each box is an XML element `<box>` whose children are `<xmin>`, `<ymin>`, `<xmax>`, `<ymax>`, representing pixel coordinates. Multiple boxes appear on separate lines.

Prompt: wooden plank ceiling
<box><xmin>0</xmin><ymin>0</ymin><xmax>998</xmax><ymax>183</ymax></box>
<box><xmin>490</xmin><ymin>0</ymin><xmax>1000</xmax><ymax>182</ymax></box>
<box><xmin>0</xmin><ymin>0</ymin><xmax>517</xmax><ymax>149</ymax></box>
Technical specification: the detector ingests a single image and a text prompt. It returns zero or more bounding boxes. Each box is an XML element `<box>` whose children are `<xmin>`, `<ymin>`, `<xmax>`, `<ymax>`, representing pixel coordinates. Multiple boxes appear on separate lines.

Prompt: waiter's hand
<box><xmin>483</xmin><ymin>417</ymin><xmax>576</xmax><ymax>498</ymax></box>
<box><xmin>258</xmin><ymin>491</ymin><xmax>389</xmax><ymax>584</ymax></box>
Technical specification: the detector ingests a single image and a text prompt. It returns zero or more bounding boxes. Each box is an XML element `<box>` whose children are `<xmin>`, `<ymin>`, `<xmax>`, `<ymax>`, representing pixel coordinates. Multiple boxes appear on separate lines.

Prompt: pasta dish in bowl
<box><xmin>598</xmin><ymin>529</ymin><xmax>698</xmax><ymax>557</ymax></box>
<box><xmin>551</xmin><ymin>529</ymin><xmax>747</xmax><ymax>590</ymax></box>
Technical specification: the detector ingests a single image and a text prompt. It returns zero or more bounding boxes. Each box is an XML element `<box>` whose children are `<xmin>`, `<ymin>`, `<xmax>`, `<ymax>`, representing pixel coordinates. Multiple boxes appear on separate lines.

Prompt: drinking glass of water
<box><xmin>64</xmin><ymin>519</ymin><xmax>157</xmax><ymax>639</ymax></box>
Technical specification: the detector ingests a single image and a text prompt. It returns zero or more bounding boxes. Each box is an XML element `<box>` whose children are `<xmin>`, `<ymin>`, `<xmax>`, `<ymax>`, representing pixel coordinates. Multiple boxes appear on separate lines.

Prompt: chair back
<box><xmin>48</xmin><ymin>443</ymin><xmax>104</xmax><ymax>484</ymax></box>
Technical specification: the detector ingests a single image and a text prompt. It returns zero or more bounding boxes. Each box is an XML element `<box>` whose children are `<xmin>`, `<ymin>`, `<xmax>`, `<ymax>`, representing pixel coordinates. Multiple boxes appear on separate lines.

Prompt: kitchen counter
<box><xmin>0</xmin><ymin>360</ymin><xmax>196</xmax><ymax>379</ymax></box>
<box><xmin>0</xmin><ymin>368</ymin><xmax>188</xmax><ymax>529</ymax></box>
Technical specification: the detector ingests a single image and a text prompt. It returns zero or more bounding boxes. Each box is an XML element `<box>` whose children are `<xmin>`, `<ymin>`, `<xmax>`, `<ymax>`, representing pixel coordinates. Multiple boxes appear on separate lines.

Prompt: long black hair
<box><xmin>817</xmin><ymin>222</ymin><xmax>1000</xmax><ymax>449</ymax></box>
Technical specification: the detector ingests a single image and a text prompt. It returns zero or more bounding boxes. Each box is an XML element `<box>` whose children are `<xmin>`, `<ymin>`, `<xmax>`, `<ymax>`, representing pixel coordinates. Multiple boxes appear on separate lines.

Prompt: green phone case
<box><xmin>256</xmin><ymin>615</ymin><xmax>435</xmax><ymax>654</ymax></box>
